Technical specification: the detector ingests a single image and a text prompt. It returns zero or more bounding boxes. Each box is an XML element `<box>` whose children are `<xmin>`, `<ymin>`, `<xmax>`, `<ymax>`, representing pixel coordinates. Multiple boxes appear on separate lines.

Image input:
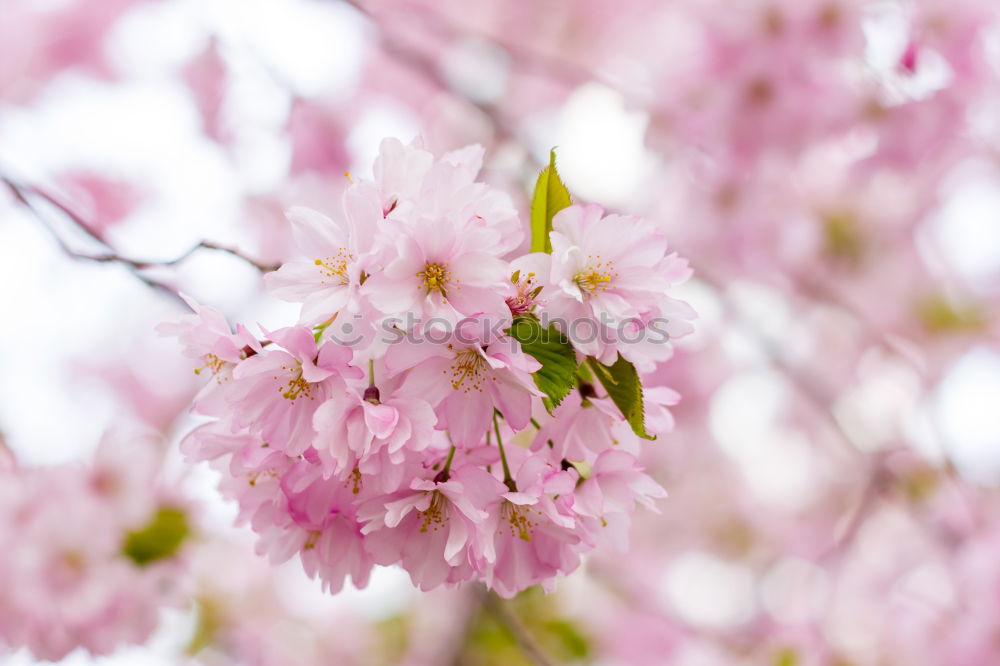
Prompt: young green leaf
<box><xmin>122</xmin><ymin>506</ymin><xmax>189</xmax><ymax>566</ymax></box>
<box><xmin>530</xmin><ymin>149</ymin><xmax>572</xmax><ymax>254</ymax></box>
<box><xmin>586</xmin><ymin>355</ymin><xmax>655</xmax><ymax>440</ymax></box>
<box><xmin>509</xmin><ymin>316</ymin><xmax>578</xmax><ymax>411</ymax></box>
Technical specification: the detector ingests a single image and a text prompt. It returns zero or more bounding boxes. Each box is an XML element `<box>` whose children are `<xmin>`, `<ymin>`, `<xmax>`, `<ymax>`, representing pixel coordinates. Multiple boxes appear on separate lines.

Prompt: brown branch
<box><xmin>3</xmin><ymin>176</ymin><xmax>279</xmax><ymax>301</ymax></box>
<box><xmin>152</xmin><ymin>240</ymin><xmax>280</xmax><ymax>273</ymax></box>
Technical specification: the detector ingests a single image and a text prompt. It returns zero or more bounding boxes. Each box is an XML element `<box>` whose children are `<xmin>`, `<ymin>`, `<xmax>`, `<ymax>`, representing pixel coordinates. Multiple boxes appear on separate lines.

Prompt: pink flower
<box><xmin>535</xmin><ymin>203</ymin><xmax>695</xmax><ymax>365</ymax></box>
<box><xmin>263</xmin><ymin>199</ymin><xmax>380</xmax><ymax>326</ymax></box>
<box><xmin>505</xmin><ymin>253</ymin><xmax>548</xmax><ymax>316</ymax></box>
<box><xmin>157</xmin><ymin>293</ymin><xmax>259</xmax><ymax>391</ymax></box>
<box><xmin>385</xmin><ymin>318</ymin><xmax>541</xmax><ymax>446</ymax></box>
<box><xmin>483</xmin><ymin>452</ymin><xmax>582</xmax><ymax>598</ymax></box>
<box><xmin>572</xmin><ymin>449</ymin><xmax>666</xmax><ymax>551</ymax></box>
<box><xmin>371</xmin><ymin>138</ymin><xmax>523</xmax><ymax>253</ymax></box>
<box><xmin>359</xmin><ymin>464</ymin><xmax>506</xmax><ymax>591</ymax></box>
<box><xmin>312</xmin><ymin>374</ymin><xmax>438</xmax><ymax>487</ymax></box>
<box><xmin>223</xmin><ymin>326</ymin><xmax>362</xmax><ymax>455</ymax></box>
<box><xmin>254</xmin><ymin>461</ymin><xmax>374</xmax><ymax>594</ymax></box>
<box><xmin>533</xmin><ymin>391</ymin><xmax>641</xmax><ymax>462</ymax></box>
<box><xmin>364</xmin><ymin>213</ymin><xmax>512</xmax><ymax>324</ymax></box>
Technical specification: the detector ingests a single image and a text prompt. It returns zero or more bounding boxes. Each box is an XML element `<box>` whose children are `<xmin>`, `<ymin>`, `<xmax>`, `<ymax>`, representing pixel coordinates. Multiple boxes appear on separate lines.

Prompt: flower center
<box><xmin>278</xmin><ymin>362</ymin><xmax>314</xmax><ymax>402</ymax></box>
<box><xmin>419</xmin><ymin>491</ymin><xmax>449</xmax><ymax>533</ymax></box>
<box><xmin>507</xmin><ymin>270</ymin><xmax>542</xmax><ymax>315</ymax></box>
<box><xmin>448</xmin><ymin>347</ymin><xmax>489</xmax><ymax>392</ymax></box>
<box><xmin>574</xmin><ymin>257</ymin><xmax>616</xmax><ymax>297</ymax></box>
<box><xmin>417</xmin><ymin>262</ymin><xmax>451</xmax><ymax>297</ymax></box>
<box><xmin>314</xmin><ymin>249</ymin><xmax>353</xmax><ymax>286</ymax></box>
<box><xmin>348</xmin><ymin>467</ymin><xmax>362</xmax><ymax>494</ymax></box>
<box><xmin>194</xmin><ymin>353</ymin><xmax>227</xmax><ymax>378</ymax></box>
<box><xmin>501</xmin><ymin>501</ymin><xmax>536</xmax><ymax>542</ymax></box>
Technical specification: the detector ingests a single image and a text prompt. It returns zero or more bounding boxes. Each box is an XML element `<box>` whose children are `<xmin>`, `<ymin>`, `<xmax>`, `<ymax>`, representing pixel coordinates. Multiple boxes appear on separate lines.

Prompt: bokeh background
<box><xmin>2</xmin><ymin>0</ymin><xmax>1000</xmax><ymax>664</ymax></box>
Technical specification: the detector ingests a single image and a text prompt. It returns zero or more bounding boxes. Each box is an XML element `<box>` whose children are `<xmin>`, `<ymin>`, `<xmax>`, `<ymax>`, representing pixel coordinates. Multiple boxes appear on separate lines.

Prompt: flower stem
<box><xmin>442</xmin><ymin>445</ymin><xmax>456</xmax><ymax>474</ymax></box>
<box><xmin>493</xmin><ymin>412</ymin><xmax>515</xmax><ymax>491</ymax></box>
<box><xmin>434</xmin><ymin>444</ymin><xmax>457</xmax><ymax>483</ymax></box>
<box><xmin>312</xmin><ymin>314</ymin><xmax>338</xmax><ymax>344</ymax></box>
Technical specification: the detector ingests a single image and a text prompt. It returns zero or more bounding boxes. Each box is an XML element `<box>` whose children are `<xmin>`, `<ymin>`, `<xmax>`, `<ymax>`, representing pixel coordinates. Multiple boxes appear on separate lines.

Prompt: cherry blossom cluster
<box><xmin>169</xmin><ymin>139</ymin><xmax>694</xmax><ymax>597</ymax></box>
<box><xmin>0</xmin><ymin>432</ymin><xmax>191</xmax><ymax>660</ymax></box>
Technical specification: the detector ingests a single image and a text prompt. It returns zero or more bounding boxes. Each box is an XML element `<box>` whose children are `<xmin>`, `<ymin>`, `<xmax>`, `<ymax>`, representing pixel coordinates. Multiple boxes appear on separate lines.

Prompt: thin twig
<box><xmin>3</xmin><ymin>176</ymin><xmax>279</xmax><ymax>300</ymax></box>
<box><xmin>3</xmin><ymin>176</ymin><xmax>184</xmax><ymax>299</ymax></box>
<box><xmin>152</xmin><ymin>240</ymin><xmax>280</xmax><ymax>272</ymax></box>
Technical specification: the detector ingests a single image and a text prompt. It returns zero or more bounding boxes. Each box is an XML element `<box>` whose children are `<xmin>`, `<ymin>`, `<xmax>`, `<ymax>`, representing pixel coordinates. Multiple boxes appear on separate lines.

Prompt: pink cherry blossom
<box><xmin>573</xmin><ymin>449</ymin><xmax>666</xmax><ymax>551</ymax></box>
<box><xmin>537</xmin><ymin>203</ymin><xmax>696</xmax><ymax>365</ymax></box>
<box><xmin>264</xmin><ymin>195</ymin><xmax>381</xmax><ymax>326</ymax></box>
<box><xmin>359</xmin><ymin>464</ymin><xmax>507</xmax><ymax>591</ymax></box>
<box><xmin>533</xmin><ymin>390</ymin><xmax>641</xmax><ymax>462</ymax></box>
<box><xmin>224</xmin><ymin>327</ymin><xmax>362</xmax><ymax>454</ymax></box>
<box><xmin>385</xmin><ymin>317</ymin><xmax>541</xmax><ymax>446</ymax></box>
<box><xmin>364</xmin><ymin>211</ymin><xmax>512</xmax><ymax>324</ymax></box>
<box><xmin>483</xmin><ymin>451</ymin><xmax>582</xmax><ymax>598</ymax></box>
<box><xmin>312</xmin><ymin>373</ymin><xmax>438</xmax><ymax>486</ymax></box>
<box><xmin>157</xmin><ymin>294</ymin><xmax>260</xmax><ymax>410</ymax></box>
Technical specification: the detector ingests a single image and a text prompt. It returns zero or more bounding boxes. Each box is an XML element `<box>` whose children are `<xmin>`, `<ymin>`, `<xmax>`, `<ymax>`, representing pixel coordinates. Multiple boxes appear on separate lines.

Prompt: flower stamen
<box><xmin>313</xmin><ymin>249</ymin><xmax>353</xmax><ymax>286</ymax></box>
<box><xmin>419</xmin><ymin>491</ymin><xmax>448</xmax><ymax>533</ymax></box>
<box><xmin>574</xmin><ymin>256</ymin><xmax>617</xmax><ymax>296</ymax></box>
<box><xmin>278</xmin><ymin>362</ymin><xmax>313</xmax><ymax>402</ymax></box>
<box><xmin>417</xmin><ymin>262</ymin><xmax>451</xmax><ymax>297</ymax></box>
<box><xmin>501</xmin><ymin>501</ymin><xmax>537</xmax><ymax>542</ymax></box>
<box><xmin>447</xmin><ymin>347</ymin><xmax>488</xmax><ymax>392</ymax></box>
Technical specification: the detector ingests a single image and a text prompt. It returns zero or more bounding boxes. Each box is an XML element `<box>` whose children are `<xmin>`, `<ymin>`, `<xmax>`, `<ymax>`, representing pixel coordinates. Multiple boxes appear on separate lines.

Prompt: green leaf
<box><xmin>529</xmin><ymin>149</ymin><xmax>572</xmax><ymax>254</ymax></box>
<box><xmin>123</xmin><ymin>506</ymin><xmax>189</xmax><ymax>566</ymax></box>
<box><xmin>587</xmin><ymin>355</ymin><xmax>655</xmax><ymax>440</ymax></box>
<box><xmin>509</xmin><ymin>316</ymin><xmax>578</xmax><ymax>411</ymax></box>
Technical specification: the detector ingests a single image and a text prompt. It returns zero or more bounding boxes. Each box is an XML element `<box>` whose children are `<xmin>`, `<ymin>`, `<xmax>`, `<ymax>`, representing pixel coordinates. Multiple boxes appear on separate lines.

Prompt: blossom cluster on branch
<box><xmin>167</xmin><ymin>139</ymin><xmax>694</xmax><ymax>598</ymax></box>
<box><xmin>3</xmin><ymin>0</ymin><xmax>1000</xmax><ymax>663</ymax></box>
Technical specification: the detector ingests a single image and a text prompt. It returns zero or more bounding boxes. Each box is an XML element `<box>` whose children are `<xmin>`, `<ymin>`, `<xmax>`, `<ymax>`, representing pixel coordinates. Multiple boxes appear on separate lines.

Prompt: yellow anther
<box><xmin>419</xmin><ymin>491</ymin><xmax>449</xmax><ymax>533</ymax></box>
<box><xmin>447</xmin><ymin>347</ymin><xmax>488</xmax><ymax>393</ymax></box>
<box><xmin>417</xmin><ymin>262</ymin><xmax>451</xmax><ymax>297</ymax></box>
<box><xmin>313</xmin><ymin>249</ymin><xmax>353</xmax><ymax>286</ymax></box>
<box><xmin>501</xmin><ymin>501</ymin><xmax>536</xmax><ymax>542</ymax></box>
<box><xmin>278</xmin><ymin>362</ymin><xmax>314</xmax><ymax>402</ymax></box>
<box><xmin>574</xmin><ymin>258</ymin><xmax>617</xmax><ymax>296</ymax></box>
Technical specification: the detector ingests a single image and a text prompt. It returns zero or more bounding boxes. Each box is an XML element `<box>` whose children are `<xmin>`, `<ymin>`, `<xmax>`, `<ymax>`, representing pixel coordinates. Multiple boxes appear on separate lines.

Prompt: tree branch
<box><xmin>3</xmin><ymin>175</ymin><xmax>280</xmax><ymax>301</ymax></box>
